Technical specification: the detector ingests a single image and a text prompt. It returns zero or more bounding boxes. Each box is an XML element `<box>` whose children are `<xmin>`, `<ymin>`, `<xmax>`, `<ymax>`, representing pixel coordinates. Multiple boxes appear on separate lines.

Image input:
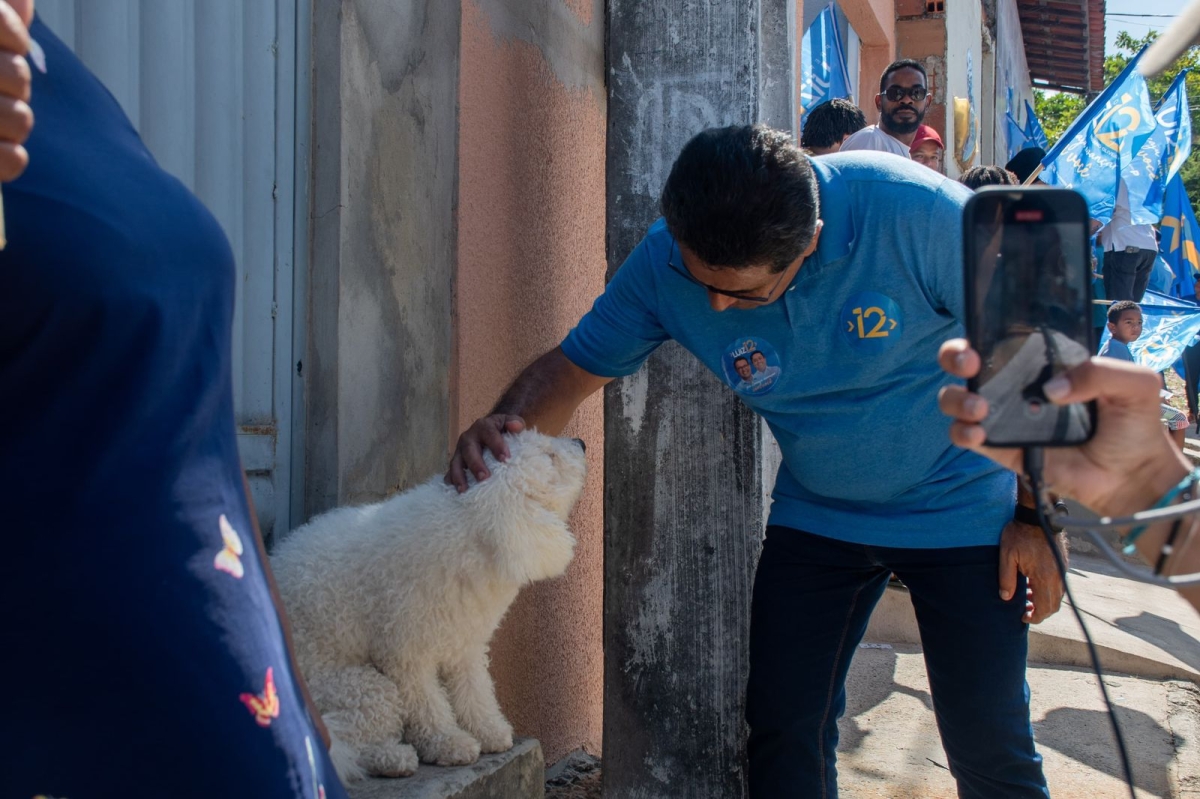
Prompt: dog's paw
<box><xmin>474</xmin><ymin>722</ymin><xmax>514</xmax><ymax>754</ymax></box>
<box><xmin>363</xmin><ymin>741</ymin><xmax>419</xmax><ymax>778</ymax></box>
<box><xmin>415</xmin><ymin>731</ymin><xmax>481</xmax><ymax>766</ymax></box>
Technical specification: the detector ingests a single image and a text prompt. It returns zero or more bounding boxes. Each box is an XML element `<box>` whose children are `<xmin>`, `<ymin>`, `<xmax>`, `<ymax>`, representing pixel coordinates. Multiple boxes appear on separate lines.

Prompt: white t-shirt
<box><xmin>839</xmin><ymin>125</ymin><xmax>911</xmax><ymax>159</ymax></box>
<box><xmin>1098</xmin><ymin>180</ymin><xmax>1157</xmax><ymax>252</ymax></box>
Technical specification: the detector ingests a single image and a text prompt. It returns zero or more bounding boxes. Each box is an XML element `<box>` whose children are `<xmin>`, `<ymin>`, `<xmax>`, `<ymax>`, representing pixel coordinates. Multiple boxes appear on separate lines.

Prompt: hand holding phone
<box><xmin>962</xmin><ymin>187</ymin><xmax>1096</xmax><ymax>447</ymax></box>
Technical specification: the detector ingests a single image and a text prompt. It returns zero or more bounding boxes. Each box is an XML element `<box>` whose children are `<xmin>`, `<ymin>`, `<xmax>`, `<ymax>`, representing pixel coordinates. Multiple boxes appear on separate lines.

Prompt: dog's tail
<box><xmin>327</xmin><ymin>728</ymin><xmax>367</xmax><ymax>782</ymax></box>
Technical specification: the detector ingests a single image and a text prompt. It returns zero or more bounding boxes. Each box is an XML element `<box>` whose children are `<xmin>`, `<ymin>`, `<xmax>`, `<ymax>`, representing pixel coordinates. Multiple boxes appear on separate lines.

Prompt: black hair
<box><xmin>1107</xmin><ymin>300</ymin><xmax>1141</xmax><ymax>325</ymax></box>
<box><xmin>660</xmin><ymin>125</ymin><xmax>820</xmax><ymax>273</ymax></box>
<box><xmin>879</xmin><ymin>59</ymin><xmax>927</xmax><ymax>93</ymax></box>
<box><xmin>959</xmin><ymin>165</ymin><xmax>1017</xmax><ymax>190</ymax></box>
<box><xmin>800</xmin><ymin>99</ymin><xmax>867</xmax><ymax>150</ymax></box>
<box><xmin>734</xmin><ymin>356</ymin><xmax>750</xmax><ymax>366</ymax></box>
<box><xmin>1004</xmin><ymin>147</ymin><xmax>1046</xmax><ymax>184</ymax></box>
<box><xmin>749</xmin><ymin>350</ymin><xmax>766</xmax><ymax>360</ymax></box>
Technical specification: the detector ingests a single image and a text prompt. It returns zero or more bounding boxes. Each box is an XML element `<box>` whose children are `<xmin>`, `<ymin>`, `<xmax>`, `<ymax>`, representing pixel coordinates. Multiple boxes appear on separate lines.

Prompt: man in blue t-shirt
<box><xmin>446</xmin><ymin>126</ymin><xmax>1057</xmax><ymax>797</ymax></box>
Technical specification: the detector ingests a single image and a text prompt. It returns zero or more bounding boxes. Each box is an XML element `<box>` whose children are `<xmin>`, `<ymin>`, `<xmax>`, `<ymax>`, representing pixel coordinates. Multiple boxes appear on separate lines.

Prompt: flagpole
<box><xmin>1023</xmin><ymin>164</ymin><xmax>1043</xmax><ymax>185</ymax></box>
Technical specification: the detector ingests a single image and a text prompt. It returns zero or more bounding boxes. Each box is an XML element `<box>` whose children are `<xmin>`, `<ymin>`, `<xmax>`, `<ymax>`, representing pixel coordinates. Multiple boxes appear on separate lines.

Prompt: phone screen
<box><xmin>964</xmin><ymin>188</ymin><xmax>1095</xmax><ymax>446</ymax></box>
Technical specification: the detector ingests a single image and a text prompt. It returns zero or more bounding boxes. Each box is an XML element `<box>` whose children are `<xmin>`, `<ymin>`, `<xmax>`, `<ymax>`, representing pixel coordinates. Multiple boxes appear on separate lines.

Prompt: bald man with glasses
<box><xmin>841</xmin><ymin>58</ymin><xmax>932</xmax><ymax>159</ymax></box>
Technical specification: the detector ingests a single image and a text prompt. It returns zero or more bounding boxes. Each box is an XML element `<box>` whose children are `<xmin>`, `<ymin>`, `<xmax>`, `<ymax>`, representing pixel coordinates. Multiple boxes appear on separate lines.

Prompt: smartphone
<box><xmin>962</xmin><ymin>187</ymin><xmax>1096</xmax><ymax>447</ymax></box>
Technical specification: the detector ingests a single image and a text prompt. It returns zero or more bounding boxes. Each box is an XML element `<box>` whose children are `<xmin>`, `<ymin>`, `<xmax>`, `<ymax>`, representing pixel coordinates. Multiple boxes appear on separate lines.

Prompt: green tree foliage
<box><xmin>1033</xmin><ymin>91</ymin><xmax>1085</xmax><ymax>145</ymax></box>
<box><xmin>1034</xmin><ymin>31</ymin><xmax>1200</xmax><ymax>206</ymax></box>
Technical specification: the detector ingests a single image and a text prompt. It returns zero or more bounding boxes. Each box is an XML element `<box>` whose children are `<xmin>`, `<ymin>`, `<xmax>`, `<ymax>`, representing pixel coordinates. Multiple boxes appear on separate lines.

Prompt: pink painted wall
<box><xmin>839</xmin><ymin>0</ymin><xmax>897</xmax><ymax>116</ymax></box>
<box><xmin>455</xmin><ymin>0</ymin><xmax>606</xmax><ymax>765</ymax></box>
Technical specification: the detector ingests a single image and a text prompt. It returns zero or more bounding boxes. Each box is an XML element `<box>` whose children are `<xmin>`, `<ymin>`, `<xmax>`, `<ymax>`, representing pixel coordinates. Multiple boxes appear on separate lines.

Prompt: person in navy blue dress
<box><xmin>0</xmin><ymin>12</ymin><xmax>346</xmax><ymax>798</ymax></box>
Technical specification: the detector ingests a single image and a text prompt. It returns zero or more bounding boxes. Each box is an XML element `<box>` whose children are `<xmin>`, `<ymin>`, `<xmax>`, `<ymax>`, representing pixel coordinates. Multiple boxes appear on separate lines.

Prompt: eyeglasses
<box><xmin>881</xmin><ymin>85</ymin><xmax>928</xmax><ymax>102</ymax></box>
<box><xmin>666</xmin><ymin>239</ymin><xmax>791</xmax><ymax>304</ymax></box>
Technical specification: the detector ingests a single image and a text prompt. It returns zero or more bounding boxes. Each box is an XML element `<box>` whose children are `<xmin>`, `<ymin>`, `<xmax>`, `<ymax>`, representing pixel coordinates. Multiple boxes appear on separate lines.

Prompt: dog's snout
<box><xmin>572</xmin><ymin>438</ymin><xmax>586</xmax><ymax>453</ymax></box>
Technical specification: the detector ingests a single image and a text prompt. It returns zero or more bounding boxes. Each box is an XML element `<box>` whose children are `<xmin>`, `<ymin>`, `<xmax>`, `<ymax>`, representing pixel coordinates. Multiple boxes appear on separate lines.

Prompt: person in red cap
<box><xmin>910</xmin><ymin>124</ymin><xmax>944</xmax><ymax>171</ymax></box>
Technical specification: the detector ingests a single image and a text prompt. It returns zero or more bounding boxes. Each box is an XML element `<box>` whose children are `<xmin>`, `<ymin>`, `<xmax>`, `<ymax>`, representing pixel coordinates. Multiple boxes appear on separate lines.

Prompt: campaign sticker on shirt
<box><xmin>840</xmin><ymin>292</ymin><xmax>903</xmax><ymax>352</ymax></box>
<box><xmin>721</xmin><ymin>337</ymin><xmax>783</xmax><ymax>396</ymax></box>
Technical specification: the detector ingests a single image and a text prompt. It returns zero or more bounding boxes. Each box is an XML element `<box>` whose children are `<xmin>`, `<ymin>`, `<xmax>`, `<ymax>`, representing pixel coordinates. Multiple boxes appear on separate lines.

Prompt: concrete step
<box><xmin>346</xmin><ymin>738</ymin><xmax>543</xmax><ymax>799</ymax></box>
<box><xmin>838</xmin><ymin>645</ymin><xmax>1200</xmax><ymax>798</ymax></box>
<box><xmin>1184</xmin><ymin>434</ymin><xmax>1200</xmax><ymax>466</ymax></box>
<box><xmin>865</xmin><ymin>553</ymin><xmax>1200</xmax><ymax>683</ymax></box>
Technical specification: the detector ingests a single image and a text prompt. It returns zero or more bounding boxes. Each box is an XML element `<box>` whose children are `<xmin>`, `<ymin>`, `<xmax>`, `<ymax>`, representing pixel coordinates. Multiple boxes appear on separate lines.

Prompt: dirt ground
<box><xmin>544</xmin><ymin>771</ymin><xmax>602</xmax><ymax>799</ymax></box>
<box><xmin>544</xmin><ymin>755</ymin><xmax>602</xmax><ymax>799</ymax></box>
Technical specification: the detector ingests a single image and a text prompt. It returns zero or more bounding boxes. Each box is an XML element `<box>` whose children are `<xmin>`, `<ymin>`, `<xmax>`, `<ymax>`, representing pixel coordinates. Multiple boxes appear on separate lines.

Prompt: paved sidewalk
<box><xmin>837</xmin><ymin>646</ymin><xmax>1199</xmax><ymax>798</ymax></box>
<box><xmin>852</xmin><ymin>552</ymin><xmax>1200</xmax><ymax>798</ymax></box>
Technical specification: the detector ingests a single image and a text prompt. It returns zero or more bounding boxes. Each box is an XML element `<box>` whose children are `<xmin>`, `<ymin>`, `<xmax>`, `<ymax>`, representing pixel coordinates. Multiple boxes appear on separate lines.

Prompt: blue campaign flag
<box><xmin>1099</xmin><ymin>290</ymin><xmax>1200</xmax><ymax>372</ymax></box>
<box><xmin>1156</xmin><ymin>70</ymin><xmax>1192</xmax><ymax>187</ymax></box>
<box><xmin>1130</xmin><ymin>70</ymin><xmax>1192</xmax><ymax>220</ymax></box>
<box><xmin>1023</xmin><ymin>100</ymin><xmax>1049</xmax><ymax>151</ymax></box>
<box><xmin>799</xmin><ymin>3</ymin><xmax>852</xmax><ymax>126</ymax></box>
<box><xmin>1006</xmin><ymin>112</ymin><xmax>1028</xmax><ymax>162</ymax></box>
<box><xmin>1161</xmin><ymin>175</ymin><xmax>1200</xmax><ymax>299</ymax></box>
<box><xmin>1041</xmin><ymin>49</ymin><xmax>1157</xmax><ymax>225</ymax></box>
<box><xmin>1149</xmin><ymin>254</ymin><xmax>1176</xmax><ymax>295</ymax></box>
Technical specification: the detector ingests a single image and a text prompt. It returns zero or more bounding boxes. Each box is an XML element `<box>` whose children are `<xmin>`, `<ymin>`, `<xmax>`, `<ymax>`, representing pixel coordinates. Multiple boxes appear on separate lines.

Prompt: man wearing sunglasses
<box><xmin>840</xmin><ymin>58</ymin><xmax>931</xmax><ymax>159</ymax></box>
<box><xmin>446</xmin><ymin>125</ymin><xmax>1056</xmax><ymax>798</ymax></box>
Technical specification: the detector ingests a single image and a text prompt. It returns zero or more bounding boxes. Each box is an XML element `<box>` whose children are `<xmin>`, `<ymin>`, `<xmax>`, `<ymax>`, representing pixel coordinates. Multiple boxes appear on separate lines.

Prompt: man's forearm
<box><xmin>490</xmin><ymin>347</ymin><xmax>610</xmax><ymax>436</ymax></box>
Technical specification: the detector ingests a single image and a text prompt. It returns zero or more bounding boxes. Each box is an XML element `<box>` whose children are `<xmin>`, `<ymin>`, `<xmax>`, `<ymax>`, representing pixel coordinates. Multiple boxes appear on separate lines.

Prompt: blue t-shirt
<box><xmin>1099</xmin><ymin>338</ymin><xmax>1136</xmax><ymax>362</ymax></box>
<box><xmin>562</xmin><ymin>153</ymin><xmax>1015</xmax><ymax>548</ymax></box>
<box><xmin>0</xmin><ymin>20</ymin><xmax>345</xmax><ymax>798</ymax></box>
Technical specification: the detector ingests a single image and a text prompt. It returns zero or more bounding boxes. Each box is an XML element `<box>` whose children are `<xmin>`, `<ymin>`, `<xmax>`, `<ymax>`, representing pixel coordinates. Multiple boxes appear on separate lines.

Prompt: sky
<box><xmin>1105</xmin><ymin>0</ymin><xmax>1189</xmax><ymax>55</ymax></box>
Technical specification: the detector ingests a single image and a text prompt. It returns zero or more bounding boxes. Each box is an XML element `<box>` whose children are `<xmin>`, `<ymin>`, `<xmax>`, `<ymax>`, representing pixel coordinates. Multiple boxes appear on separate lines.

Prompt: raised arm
<box><xmin>938</xmin><ymin>339</ymin><xmax>1200</xmax><ymax>611</ymax></box>
<box><xmin>445</xmin><ymin>346</ymin><xmax>611</xmax><ymax>491</ymax></box>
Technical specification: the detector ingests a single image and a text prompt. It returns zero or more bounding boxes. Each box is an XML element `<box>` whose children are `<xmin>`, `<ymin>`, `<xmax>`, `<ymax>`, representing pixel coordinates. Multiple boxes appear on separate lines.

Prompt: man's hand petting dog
<box><xmin>446</xmin><ymin>413</ymin><xmax>526</xmax><ymax>492</ymax></box>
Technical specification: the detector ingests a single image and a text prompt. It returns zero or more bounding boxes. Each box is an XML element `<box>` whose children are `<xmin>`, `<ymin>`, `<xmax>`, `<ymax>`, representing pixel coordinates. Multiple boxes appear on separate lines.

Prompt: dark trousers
<box><xmin>1182</xmin><ymin>343</ymin><xmax>1200</xmax><ymax>422</ymax></box>
<box><xmin>1102</xmin><ymin>247</ymin><xmax>1157</xmax><ymax>303</ymax></box>
<box><xmin>745</xmin><ymin>527</ymin><xmax>1049</xmax><ymax>799</ymax></box>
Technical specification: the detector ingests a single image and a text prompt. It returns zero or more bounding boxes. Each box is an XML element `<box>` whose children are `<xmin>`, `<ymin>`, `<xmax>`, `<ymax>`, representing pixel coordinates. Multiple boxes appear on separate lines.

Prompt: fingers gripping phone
<box><xmin>962</xmin><ymin>187</ymin><xmax>1096</xmax><ymax>447</ymax></box>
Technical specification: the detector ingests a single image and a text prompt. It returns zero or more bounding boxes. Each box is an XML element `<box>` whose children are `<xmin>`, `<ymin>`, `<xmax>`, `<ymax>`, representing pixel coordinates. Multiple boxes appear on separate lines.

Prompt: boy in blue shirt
<box><xmin>447</xmin><ymin>125</ymin><xmax>1056</xmax><ymax>797</ymax></box>
<box><xmin>1099</xmin><ymin>300</ymin><xmax>1190</xmax><ymax>448</ymax></box>
<box><xmin>1098</xmin><ymin>300</ymin><xmax>1142</xmax><ymax>362</ymax></box>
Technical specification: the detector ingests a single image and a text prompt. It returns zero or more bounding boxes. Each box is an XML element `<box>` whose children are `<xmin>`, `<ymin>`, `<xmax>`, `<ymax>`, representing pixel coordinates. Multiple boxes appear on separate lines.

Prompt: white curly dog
<box><xmin>271</xmin><ymin>430</ymin><xmax>587</xmax><ymax>781</ymax></box>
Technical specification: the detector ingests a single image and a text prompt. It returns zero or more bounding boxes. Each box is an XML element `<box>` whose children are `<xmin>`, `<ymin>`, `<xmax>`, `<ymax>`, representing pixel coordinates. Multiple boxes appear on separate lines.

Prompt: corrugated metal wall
<box><xmin>37</xmin><ymin>1</ymin><xmax>300</xmax><ymax>539</ymax></box>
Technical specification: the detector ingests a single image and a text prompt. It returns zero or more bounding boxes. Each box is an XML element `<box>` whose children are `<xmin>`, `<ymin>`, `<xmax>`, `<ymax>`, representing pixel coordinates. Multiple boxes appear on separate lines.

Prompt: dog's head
<box><xmin>465</xmin><ymin>429</ymin><xmax>588</xmax><ymax>583</ymax></box>
<box><xmin>496</xmin><ymin>430</ymin><xmax>587</xmax><ymax>520</ymax></box>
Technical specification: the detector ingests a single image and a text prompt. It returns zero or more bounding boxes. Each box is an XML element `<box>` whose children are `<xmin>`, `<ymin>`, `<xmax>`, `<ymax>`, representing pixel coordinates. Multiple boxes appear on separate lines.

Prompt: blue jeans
<box><xmin>745</xmin><ymin>527</ymin><xmax>1049</xmax><ymax>798</ymax></box>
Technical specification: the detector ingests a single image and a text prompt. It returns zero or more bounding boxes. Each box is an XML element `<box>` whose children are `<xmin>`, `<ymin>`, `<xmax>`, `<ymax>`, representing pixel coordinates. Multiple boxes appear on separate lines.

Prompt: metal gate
<box><xmin>38</xmin><ymin>0</ymin><xmax>303</xmax><ymax>540</ymax></box>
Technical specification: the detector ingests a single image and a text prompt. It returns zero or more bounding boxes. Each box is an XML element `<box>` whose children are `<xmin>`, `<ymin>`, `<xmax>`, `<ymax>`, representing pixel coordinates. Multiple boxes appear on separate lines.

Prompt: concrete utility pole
<box><xmin>604</xmin><ymin>2</ymin><xmax>795</xmax><ymax>797</ymax></box>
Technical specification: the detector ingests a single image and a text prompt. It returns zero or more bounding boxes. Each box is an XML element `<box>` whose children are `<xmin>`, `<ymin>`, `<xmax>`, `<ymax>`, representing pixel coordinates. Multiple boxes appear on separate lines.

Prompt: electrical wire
<box><xmin>1047</xmin><ymin>499</ymin><xmax>1200</xmax><ymax>587</ymax></box>
<box><xmin>1068</xmin><ymin>526</ymin><xmax>1200</xmax><ymax>587</ymax></box>
<box><xmin>1022</xmin><ymin>447</ymin><xmax>1136</xmax><ymax>799</ymax></box>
